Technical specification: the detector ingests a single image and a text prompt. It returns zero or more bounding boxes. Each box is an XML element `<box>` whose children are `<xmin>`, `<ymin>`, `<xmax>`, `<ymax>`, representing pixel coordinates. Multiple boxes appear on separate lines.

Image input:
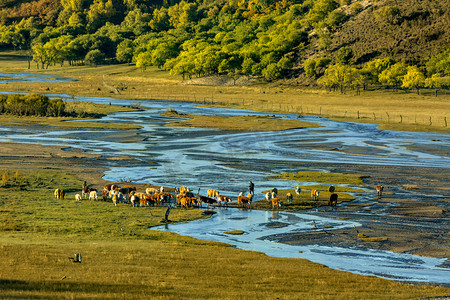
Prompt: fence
<box><xmin>136</xmin><ymin>92</ymin><xmax>449</xmax><ymax>129</ymax></box>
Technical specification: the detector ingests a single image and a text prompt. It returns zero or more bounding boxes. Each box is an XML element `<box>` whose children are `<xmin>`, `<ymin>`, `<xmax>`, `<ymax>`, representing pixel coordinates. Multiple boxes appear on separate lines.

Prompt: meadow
<box><xmin>1</xmin><ymin>50</ymin><xmax>449</xmax><ymax>133</ymax></box>
<box><xmin>0</xmin><ymin>169</ymin><xmax>449</xmax><ymax>299</ymax></box>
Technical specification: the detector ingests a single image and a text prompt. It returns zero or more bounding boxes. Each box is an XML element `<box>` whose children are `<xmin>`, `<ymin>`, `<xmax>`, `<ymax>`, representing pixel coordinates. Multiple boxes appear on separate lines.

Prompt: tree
<box><xmin>304</xmin><ymin>57</ymin><xmax>330</xmax><ymax>78</ymax></box>
<box><xmin>84</xmin><ymin>49</ymin><xmax>105</xmax><ymax>65</ymax></box>
<box><xmin>361</xmin><ymin>58</ymin><xmax>395</xmax><ymax>86</ymax></box>
<box><xmin>378</xmin><ymin>62</ymin><xmax>407</xmax><ymax>91</ymax></box>
<box><xmin>426</xmin><ymin>50</ymin><xmax>450</xmax><ymax>76</ymax></box>
<box><xmin>425</xmin><ymin>73</ymin><xmax>450</xmax><ymax>96</ymax></box>
<box><xmin>336</xmin><ymin>46</ymin><xmax>353</xmax><ymax>64</ymax></box>
<box><xmin>116</xmin><ymin>39</ymin><xmax>134</xmax><ymax>63</ymax></box>
<box><xmin>262</xmin><ymin>63</ymin><xmax>282</xmax><ymax>80</ymax></box>
<box><xmin>318</xmin><ymin>63</ymin><xmax>356</xmax><ymax>93</ymax></box>
<box><xmin>134</xmin><ymin>51</ymin><xmax>152</xmax><ymax>71</ymax></box>
<box><xmin>401</xmin><ymin>66</ymin><xmax>426</xmax><ymax>94</ymax></box>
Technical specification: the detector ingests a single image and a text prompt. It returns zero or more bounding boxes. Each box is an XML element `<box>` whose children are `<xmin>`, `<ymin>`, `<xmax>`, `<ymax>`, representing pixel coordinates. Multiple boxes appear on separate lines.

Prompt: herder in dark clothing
<box><xmin>249</xmin><ymin>181</ymin><xmax>255</xmax><ymax>195</ymax></box>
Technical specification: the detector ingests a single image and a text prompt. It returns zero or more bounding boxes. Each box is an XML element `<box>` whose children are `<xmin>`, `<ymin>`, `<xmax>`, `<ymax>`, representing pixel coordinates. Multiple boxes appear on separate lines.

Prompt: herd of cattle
<box><xmin>54</xmin><ymin>184</ymin><xmax>385</xmax><ymax>209</ymax></box>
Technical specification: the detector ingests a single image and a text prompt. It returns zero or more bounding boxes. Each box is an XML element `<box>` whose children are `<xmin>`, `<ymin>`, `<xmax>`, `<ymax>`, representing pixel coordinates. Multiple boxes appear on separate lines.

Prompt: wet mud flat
<box><xmin>265</xmin><ymin>162</ymin><xmax>449</xmax><ymax>260</ymax></box>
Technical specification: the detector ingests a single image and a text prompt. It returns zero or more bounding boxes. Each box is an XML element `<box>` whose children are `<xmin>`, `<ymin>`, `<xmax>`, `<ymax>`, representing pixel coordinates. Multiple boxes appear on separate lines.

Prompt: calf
<box><xmin>75</xmin><ymin>194</ymin><xmax>82</xmax><ymax>201</ymax></box>
<box><xmin>102</xmin><ymin>190</ymin><xmax>108</xmax><ymax>201</ymax></box>
<box><xmin>198</xmin><ymin>195</ymin><xmax>217</xmax><ymax>207</ymax></box>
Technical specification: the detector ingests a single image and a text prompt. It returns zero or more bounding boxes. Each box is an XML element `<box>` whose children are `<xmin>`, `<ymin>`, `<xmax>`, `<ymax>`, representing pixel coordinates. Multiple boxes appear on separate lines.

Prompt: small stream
<box><xmin>1</xmin><ymin>74</ymin><xmax>449</xmax><ymax>285</ymax></box>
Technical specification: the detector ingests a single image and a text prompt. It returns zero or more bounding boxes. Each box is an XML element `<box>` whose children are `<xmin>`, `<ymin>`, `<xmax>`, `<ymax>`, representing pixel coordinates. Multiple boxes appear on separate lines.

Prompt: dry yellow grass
<box><xmin>163</xmin><ymin>111</ymin><xmax>320</xmax><ymax>131</ymax></box>
<box><xmin>1</xmin><ymin>50</ymin><xmax>449</xmax><ymax>133</ymax></box>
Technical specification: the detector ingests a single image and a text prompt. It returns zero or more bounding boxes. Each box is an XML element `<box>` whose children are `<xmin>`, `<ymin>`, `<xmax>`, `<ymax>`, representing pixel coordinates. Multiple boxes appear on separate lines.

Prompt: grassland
<box><xmin>276</xmin><ymin>171</ymin><xmax>367</xmax><ymax>186</ymax></box>
<box><xmin>1</xmin><ymin>50</ymin><xmax>449</xmax><ymax>133</ymax></box>
<box><xmin>163</xmin><ymin>111</ymin><xmax>320</xmax><ymax>131</ymax></box>
<box><xmin>1</xmin><ymin>169</ymin><xmax>449</xmax><ymax>299</ymax></box>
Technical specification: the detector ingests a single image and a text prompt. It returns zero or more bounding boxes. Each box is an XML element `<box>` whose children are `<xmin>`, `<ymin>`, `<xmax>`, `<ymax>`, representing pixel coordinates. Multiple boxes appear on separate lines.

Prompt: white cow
<box><xmin>75</xmin><ymin>194</ymin><xmax>82</xmax><ymax>201</ymax></box>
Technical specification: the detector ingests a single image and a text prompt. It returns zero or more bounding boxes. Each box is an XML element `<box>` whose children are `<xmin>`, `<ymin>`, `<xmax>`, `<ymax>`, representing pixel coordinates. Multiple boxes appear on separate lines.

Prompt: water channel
<box><xmin>0</xmin><ymin>74</ymin><xmax>449</xmax><ymax>285</ymax></box>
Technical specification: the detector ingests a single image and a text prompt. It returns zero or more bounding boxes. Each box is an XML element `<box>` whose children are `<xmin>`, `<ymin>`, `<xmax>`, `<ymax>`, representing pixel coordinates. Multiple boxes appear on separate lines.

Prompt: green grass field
<box><xmin>0</xmin><ymin>169</ymin><xmax>449</xmax><ymax>299</ymax></box>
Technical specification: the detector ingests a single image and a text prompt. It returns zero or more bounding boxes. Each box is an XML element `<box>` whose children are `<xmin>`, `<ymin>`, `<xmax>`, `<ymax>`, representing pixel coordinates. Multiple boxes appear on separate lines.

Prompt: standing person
<box><xmin>249</xmin><ymin>181</ymin><xmax>255</xmax><ymax>195</ymax></box>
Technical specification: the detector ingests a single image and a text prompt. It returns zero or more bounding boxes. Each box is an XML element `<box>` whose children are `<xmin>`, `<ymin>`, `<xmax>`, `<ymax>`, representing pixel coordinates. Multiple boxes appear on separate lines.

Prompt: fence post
<box><xmin>386</xmin><ymin>112</ymin><xmax>390</xmax><ymax>122</ymax></box>
<box><xmin>357</xmin><ymin>111</ymin><xmax>360</xmax><ymax>119</ymax></box>
<box><xmin>400</xmin><ymin>115</ymin><xmax>402</xmax><ymax>123</ymax></box>
<box><xmin>444</xmin><ymin>117</ymin><xmax>447</xmax><ymax>127</ymax></box>
<box><xmin>429</xmin><ymin>116</ymin><xmax>432</xmax><ymax>126</ymax></box>
<box><xmin>373</xmin><ymin>112</ymin><xmax>376</xmax><ymax>120</ymax></box>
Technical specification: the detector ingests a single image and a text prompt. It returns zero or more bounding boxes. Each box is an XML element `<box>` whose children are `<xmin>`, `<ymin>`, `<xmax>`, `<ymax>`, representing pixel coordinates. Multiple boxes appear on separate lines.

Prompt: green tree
<box><xmin>426</xmin><ymin>50</ymin><xmax>450</xmax><ymax>76</ymax></box>
<box><xmin>361</xmin><ymin>58</ymin><xmax>395</xmax><ymax>86</ymax></box>
<box><xmin>318</xmin><ymin>63</ymin><xmax>356</xmax><ymax>93</ymax></box>
<box><xmin>134</xmin><ymin>51</ymin><xmax>152</xmax><ymax>71</ymax></box>
<box><xmin>84</xmin><ymin>49</ymin><xmax>105</xmax><ymax>65</ymax></box>
<box><xmin>378</xmin><ymin>62</ymin><xmax>407</xmax><ymax>90</ymax></box>
<box><xmin>336</xmin><ymin>46</ymin><xmax>353</xmax><ymax>64</ymax></box>
<box><xmin>425</xmin><ymin>73</ymin><xmax>450</xmax><ymax>96</ymax></box>
<box><xmin>262</xmin><ymin>63</ymin><xmax>282</xmax><ymax>80</ymax></box>
<box><xmin>304</xmin><ymin>57</ymin><xmax>330</xmax><ymax>78</ymax></box>
<box><xmin>116</xmin><ymin>39</ymin><xmax>134</xmax><ymax>63</ymax></box>
<box><xmin>401</xmin><ymin>66</ymin><xmax>426</xmax><ymax>94</ymax></box>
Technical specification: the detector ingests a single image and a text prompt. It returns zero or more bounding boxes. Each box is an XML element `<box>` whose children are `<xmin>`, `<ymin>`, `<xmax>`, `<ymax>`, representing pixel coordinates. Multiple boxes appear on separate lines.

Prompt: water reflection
<box><xmin>154</xmin><ymin>208</ymin><xmax>449</xmax><ymax>285</ymax></box>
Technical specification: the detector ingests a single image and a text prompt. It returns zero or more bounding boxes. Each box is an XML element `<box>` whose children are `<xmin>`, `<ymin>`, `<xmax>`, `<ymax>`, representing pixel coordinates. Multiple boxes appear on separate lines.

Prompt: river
<box><xmin>0</xmin><ymin>74</ymin><xmax>449</xmax><ymax>285</ymax></box>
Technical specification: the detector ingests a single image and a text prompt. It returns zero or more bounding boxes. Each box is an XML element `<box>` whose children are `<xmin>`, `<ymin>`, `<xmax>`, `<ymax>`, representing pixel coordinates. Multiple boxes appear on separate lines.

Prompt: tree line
<box><xmin>0</xmin><ymin>0</ymin><xmax>448</xmax><ymax>91</ymax></box>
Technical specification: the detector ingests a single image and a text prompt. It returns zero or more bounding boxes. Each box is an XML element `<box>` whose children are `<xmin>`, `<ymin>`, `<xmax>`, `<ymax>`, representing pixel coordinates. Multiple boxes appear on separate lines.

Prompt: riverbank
<box><xmin>1</xmin><ymin>50</ymin><xmax>449</xmax><ymax>133</ymax></box>
<box><xmin>0</xmin><ymin>143</ymin><xmax>449</xmax><ymax>298</ymax></box>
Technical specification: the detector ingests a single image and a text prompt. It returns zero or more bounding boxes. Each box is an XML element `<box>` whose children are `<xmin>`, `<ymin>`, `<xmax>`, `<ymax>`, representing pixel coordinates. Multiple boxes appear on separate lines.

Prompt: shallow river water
<box><xmin>0</xmin><ymin>75</ymin><xmax>449</xmax><ymax>285</ymax></box>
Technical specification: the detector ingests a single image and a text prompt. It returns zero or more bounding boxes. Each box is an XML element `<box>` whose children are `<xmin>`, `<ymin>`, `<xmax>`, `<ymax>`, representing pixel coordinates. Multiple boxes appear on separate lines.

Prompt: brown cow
<box><xmin>237</xmin><ymin>193</ymin><xmax>252</xmax><ymax>207</ymax></box>
<box><xmin>217</xmin><ymin>194</ymin><xmax>231</xmax><ymax>206</ymax></box>
<box><xmin>102</xmin><ymin>190</ymin><xmax>108</xmax><ymax>201</ymax></box>
<box><xmin>271</xmin><ymin>197</ymin><xmax>281</xmax><ymax>208</ymax></box>
<box><xmin>376</xmin><ymin>185</ymin><xmax>384</xmax><ymax>197</ymax></box>
<box><xmin>311</xmin><ymin>189</ymin><xmax>319</xmax><ymax>200</ymax></box>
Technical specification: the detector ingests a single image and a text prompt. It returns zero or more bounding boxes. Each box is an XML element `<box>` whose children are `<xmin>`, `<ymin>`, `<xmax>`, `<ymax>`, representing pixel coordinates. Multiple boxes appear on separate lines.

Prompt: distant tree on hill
<box><xmin>426</xmin><ymin>50</ymin><xmax>450</xmax><ymax>76</ymax></box>
<box><xmin>318</xmin><ymin>63</ymin><xmax>356</xmax><ymax>93</ymax></box>
<box><xmin>378</xmin><ymin>62</ymin><xmax>407</xmax><ymax>91</ymax></box>
<box><xmin>425</xmin><ymin>73</ymin><xmax>449</xmax><ymax>96</ymax></box>
<box><xmin>401</xmin><ymin>66</ymin><xmax>426</xmax><ymax>94</ymax></box>
<box><xmin>304</xmin><ymin>57</ymin><xmax>331</xmax><ymax>78</ymax></box>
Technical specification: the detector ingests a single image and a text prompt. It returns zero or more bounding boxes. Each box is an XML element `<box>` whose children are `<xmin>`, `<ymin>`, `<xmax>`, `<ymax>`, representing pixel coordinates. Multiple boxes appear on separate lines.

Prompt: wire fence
<box><xmin>138</xmin><ymin>93</ymin><xmax>448</xmax><ymax>128</ymax></box>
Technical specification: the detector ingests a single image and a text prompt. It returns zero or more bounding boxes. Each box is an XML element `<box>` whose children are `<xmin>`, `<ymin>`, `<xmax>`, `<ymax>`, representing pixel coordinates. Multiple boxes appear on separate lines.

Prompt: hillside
<box><xmin>328</xmin><ymin>0</ymin><xmax>449</xmax><ymax>65</ymax></box>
